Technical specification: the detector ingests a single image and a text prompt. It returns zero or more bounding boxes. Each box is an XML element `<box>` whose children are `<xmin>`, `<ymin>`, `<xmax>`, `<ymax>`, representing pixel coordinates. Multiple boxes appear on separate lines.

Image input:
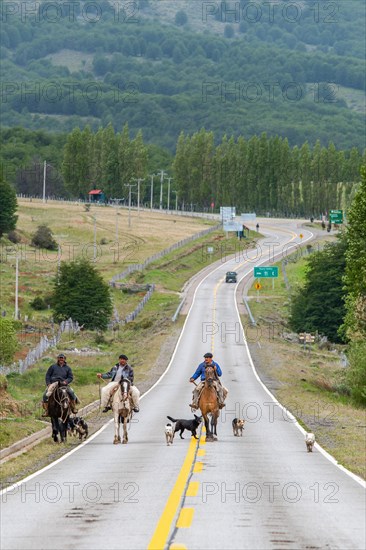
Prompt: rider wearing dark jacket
<box><xmin>42</xmin><ymin>354</ymin><xmax>78</xmax><ymax>416</ymax></box>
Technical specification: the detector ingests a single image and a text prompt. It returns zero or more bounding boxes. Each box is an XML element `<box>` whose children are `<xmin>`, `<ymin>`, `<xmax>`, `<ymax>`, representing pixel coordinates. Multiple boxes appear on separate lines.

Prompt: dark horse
<box><xmin>111</xmin><ymin>378</ymin><xmax>133</xmax><ymax>444</ymax></box>
<box><xmin>48</xmin><ymin>383</ymin><xmax>71</xmax><ymax>443</ymax></box>
<box><xmin>198</xmin><ymin>365</ymin><xmax>220</xmax><ymax>442</ymax></box>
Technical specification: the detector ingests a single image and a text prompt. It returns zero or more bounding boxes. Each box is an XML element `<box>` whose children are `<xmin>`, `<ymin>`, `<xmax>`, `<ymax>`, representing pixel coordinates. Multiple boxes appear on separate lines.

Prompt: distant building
<box><xmin>88</xmin><ymin>189</ymin><xmax>105</xmax><ymax>203</ymax></box>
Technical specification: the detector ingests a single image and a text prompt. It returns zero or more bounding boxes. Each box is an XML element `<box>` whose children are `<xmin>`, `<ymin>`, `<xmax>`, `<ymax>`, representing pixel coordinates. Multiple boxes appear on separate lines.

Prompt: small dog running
<box><xmin>164</xmin><ymin>423</ymin><xmax>175</xmax><ymax>446</ymax></box>
<box><xmin>67</xmin><ymin>416</ymin><xmax>89</xmax><ymax>440</ymax></box>
<box><xmin>232</xmin><ymin>418</ymin><xmax>245</xmax><ymax>436</ymax></box>
<box><xmin>305</xmin><ymin>432</ymin><xmax>315</xmax><ymax>452</ymax></box>
<box><xmin>167</xmin><ymin>414</ymin><xmax>202</xmax><ymax>439</ymax></box>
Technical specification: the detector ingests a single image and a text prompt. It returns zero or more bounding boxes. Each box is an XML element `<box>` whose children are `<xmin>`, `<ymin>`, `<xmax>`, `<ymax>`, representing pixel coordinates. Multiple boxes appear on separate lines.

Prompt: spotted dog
<box><xmin>232</xmin><ymin>418</ymin><xmax>245</xmax><ymax>436</ymax></box>
<box><xmin>67</xmin><ymin>416</ymin><xmax>89</xmax><ymax>440</ymax></box>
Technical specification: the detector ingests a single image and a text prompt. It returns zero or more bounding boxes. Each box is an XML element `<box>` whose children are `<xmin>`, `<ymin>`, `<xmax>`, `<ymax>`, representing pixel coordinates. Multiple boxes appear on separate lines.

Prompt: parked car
<box><xmin>225</xmin><ymin>271</ymin><xmax>237</xmax><ymax>283</ymax></box>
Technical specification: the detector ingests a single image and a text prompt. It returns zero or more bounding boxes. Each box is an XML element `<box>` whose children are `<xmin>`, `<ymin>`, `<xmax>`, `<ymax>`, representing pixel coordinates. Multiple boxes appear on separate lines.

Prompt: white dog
<box><xmin>305</xmin><ymin>433</ymin><xmax>315</xmax><ymax>452</ymax></box>
<box><xmin>165</xmin><ymin>423</ymin><xmax>174</xmax><ymax>446</ymax></box>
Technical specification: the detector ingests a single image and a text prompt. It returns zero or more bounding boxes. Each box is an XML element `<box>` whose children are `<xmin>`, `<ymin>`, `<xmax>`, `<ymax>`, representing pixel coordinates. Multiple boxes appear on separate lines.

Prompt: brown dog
<box><xmin>232</xmin><ymin>418</ymin><xmax>245</xmax><ymax>436</ymax></box>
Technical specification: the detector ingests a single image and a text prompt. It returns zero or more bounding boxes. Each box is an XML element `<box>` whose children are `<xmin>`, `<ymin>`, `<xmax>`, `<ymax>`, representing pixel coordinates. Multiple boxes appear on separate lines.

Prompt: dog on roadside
<box><xmin>232</xmin><ymin>418</ymin><xmax>245</xmax><ymax>436</ymax></box>
<box><xmin>67</xmin><ymin>416</ymin><xmax>89</xmax><ymax>440</ymax></box>
<box><xmin>164</xmin><ymin>423</ymin><xmax>175</xmax><ymax>446</ymax></box>
<box><xmin>305</xmin><ymin>432</ymin><xmax>315</xmax><ymax>452</ymax></box>
<box><xmin>167</xmin><ymin>414</ymin><xmax>202</xmax><ymax>439</ymax></box>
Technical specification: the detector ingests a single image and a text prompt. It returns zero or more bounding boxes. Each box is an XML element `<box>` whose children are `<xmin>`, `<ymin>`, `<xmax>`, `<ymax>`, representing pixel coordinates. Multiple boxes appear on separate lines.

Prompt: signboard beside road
<box><xmin>329</xmin><ymin>210</ymin><xmax>343</xmax><ymax>224</ymax></box>
<box><xmin>254</xmin><ymin>266</ymin><xmax>279</xmax><ymax>291</ymax></box>
<box><xmin>254</xmin><ymin>266</ymin><xmax>279</xmax><ymax>278</ymax></box>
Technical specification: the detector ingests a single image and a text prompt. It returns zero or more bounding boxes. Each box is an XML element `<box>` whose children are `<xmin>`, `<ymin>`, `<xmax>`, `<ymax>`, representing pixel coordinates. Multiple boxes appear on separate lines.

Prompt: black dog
<box><xmin>67</xmin><ymin>416</ymin><xmax>89</xmax><ymax>440</ymax></box>
<box><xmin>167</xmin><ymin>414</ymin><xmax>202</xmax><ymax>439</ymax></box>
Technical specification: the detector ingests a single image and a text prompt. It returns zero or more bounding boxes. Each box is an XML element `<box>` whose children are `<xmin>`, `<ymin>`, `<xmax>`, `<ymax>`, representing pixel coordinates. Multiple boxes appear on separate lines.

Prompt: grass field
<box><xmin>0</xmin><ymin>199</ymin><xmax>217</xmax><ymax>319</ymax></box>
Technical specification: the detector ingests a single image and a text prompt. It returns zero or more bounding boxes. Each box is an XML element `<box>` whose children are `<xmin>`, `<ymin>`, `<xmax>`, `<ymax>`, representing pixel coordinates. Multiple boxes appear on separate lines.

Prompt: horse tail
<box><xmin>167</xmin><ymin>416</ymin><xmax>177</xmax><ymax>423</ymax></box>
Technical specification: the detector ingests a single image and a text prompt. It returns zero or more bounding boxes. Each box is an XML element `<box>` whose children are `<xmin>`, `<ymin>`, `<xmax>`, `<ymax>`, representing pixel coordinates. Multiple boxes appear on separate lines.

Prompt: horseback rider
<box><xmin>189</xmin><ymin>352</ymin><xmax>228</xmax><ymax>410</ymax></box>
<box><xmin>42</xmin><ymin>353</ymin><xmax>79</xmax><ymax>416</ymax></box>
<box><xmin>97</xmin><ymin>354</ymin><xmax>140</xmax><ymax>413</ymax></box>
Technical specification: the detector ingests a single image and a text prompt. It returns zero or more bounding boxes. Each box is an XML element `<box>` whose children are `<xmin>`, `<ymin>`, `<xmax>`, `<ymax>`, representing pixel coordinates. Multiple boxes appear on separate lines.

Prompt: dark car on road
<box><xmin>225</xmin><ymin>271</ymin><xmax>237</xmax><ymax>283</ymax></box>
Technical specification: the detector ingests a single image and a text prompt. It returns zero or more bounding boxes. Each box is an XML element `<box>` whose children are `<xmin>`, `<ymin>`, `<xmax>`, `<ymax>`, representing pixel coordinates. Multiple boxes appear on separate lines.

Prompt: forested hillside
<box><xmin>1</xmin><ymin>0</ymin><xmax>365</xmax><ymax>150</ymax></box>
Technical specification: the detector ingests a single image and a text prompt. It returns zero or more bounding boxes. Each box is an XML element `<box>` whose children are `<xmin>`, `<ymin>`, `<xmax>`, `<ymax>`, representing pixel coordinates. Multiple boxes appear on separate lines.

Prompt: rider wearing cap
<box><xmin>97</xmin><ymin>354</ymin><xmax>140</xmax><ymax>413</ymax></box>
<box><xmin>189</xmin><ymin>352</ymin><xmax>228</xmax><ymax>410</ymax></box>
<box><xmin>42</xmin><ymin>354</ymin><xmax>79</xmax><ymax>416</ymax></box>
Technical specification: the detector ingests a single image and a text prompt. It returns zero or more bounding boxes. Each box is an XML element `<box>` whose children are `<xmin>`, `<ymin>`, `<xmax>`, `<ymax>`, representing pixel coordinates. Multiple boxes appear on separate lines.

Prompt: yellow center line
<box><xmin>147</xmin><ymin>436</ymin><xmax>199</xmax><ymax>550</ymax></box>
<box><xmin>176</xmin><ymin>508</ymin><xmax>194</xmax><ymax>528</ymax></box>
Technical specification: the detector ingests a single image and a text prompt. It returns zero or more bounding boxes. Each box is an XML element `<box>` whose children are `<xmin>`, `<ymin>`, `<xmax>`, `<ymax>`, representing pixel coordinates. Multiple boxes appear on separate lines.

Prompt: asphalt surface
<box><xmin>1</xmin><ymin>219</ymin><xmax>365</xmax><ymax>550</ymax></box>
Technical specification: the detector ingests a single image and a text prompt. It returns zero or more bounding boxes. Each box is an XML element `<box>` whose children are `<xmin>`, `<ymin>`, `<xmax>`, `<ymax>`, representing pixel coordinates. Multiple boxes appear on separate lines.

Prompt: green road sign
<box><xmin>254</xmin><ymin>266</ymin><xmax>279</xmax><ymax>278</ymax></box>
<box><xmin>330</xmin><ymin>210</ymin><xmax>343</xmax><ymax>224</ymax></box>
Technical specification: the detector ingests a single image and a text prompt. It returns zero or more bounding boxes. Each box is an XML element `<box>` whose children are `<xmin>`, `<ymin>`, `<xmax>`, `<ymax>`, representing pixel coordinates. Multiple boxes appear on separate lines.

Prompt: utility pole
<box><xmin>14</xmin><ymin>255</ymin><xmax>19</xmax><ymax>320</ymax></box>
<box><xmin>149</xmin><ymin>174</ymin><xmax>156</xmax><ymax>210</ymax></box>
<box><xmin>133</xmin><ymin>178</ymin><xmax>145</xmax><ymax>215</ymax></box>
<box><xmin>166</xmin><ymin>177</ymin><xmax>173</xmax><ymax>211</ymax></box>
<box><xmin>125</xmin><ymin>183</ymin><xmax>136</xmax><ymax>228</ymax></box>
<box><xmin>42</xmin><ymin>160</ymin><xmax>46</xmax><ymax>203</ymax></box>
<box><xmin>157</xmin><ymin>170</ymin><xmax>167</xmax><ymax>210</ymax></box>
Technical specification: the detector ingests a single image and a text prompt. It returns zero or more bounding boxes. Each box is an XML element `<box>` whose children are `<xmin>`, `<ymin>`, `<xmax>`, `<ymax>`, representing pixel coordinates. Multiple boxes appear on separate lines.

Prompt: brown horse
<box><xmin>198</xmin><ymin>365</ymin><xmax>220</xmax><ymax>442</ymax></box>
<box><xmin>111</xmin><ymin>378</ymin><xmax>133</xmax><ymax>444</ymax></box>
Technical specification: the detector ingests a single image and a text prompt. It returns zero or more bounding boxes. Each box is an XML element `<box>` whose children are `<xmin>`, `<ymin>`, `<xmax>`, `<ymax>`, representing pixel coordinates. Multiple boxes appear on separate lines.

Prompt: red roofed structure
<box><xmin>88</xmin><ymin>189</ymin><xmax>105</xmax><ymax>202</ymax></box>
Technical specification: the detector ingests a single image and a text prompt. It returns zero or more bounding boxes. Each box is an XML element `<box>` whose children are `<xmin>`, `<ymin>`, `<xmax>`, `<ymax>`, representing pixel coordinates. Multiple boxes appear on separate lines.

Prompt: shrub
<box><xmin>31</xmin><ymin>225</ymin><xmax>57</xmax><ymax>250</ymax></box>
<box><xmin>7</xmin><ymin>230</ymin><xmax>21</xmax><ymax>243</ymax></box>
<box><xmin>0</xmin><ymin>318</ymin><xmax>18</xmax><ymax>364</ymax></box>
<box><xmin>30</xmin><ymin>296</ymin><xmax>47</xmax><ymax>310</ymax></box>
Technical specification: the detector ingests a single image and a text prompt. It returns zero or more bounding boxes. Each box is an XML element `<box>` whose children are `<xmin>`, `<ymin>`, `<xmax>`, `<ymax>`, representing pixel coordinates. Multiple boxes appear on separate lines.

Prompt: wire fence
<box><xmin>110</xmin><ymin>224</ymin><xmax>220</xmax><ymax>283</ymax></box>
<box><xmin>0</xmin><ymin>319</ymin><xmax>80</xmax><ymax>375</ymax></box>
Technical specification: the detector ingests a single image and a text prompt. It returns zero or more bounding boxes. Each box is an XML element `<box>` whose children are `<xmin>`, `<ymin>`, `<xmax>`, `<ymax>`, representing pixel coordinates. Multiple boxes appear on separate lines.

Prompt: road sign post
<box><xmin>329</xmin><ymin>210</ymin><xmax>343</xmax><ymax>224</ymax></box>
<box><xmin>254</xmin><ymin>266</ymin><xmax>279</xmax><ymax>278</ymax></box>
<box><xmin>255</xmin><ymin>281</ymin><xmax>261</xmax><ymax>302</ymax></box>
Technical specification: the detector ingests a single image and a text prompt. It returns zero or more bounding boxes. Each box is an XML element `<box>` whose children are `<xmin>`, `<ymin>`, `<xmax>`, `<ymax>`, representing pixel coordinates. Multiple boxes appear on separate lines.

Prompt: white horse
<box><xmin>111</xmin><ymin>378</ymin><xmax>133</xmax><ymax>444</ymax></box>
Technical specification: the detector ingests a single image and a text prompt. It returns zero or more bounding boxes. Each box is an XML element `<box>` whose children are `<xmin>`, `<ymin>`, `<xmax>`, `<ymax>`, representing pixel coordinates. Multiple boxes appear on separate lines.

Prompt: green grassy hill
<box><xmin>1</xmin><ymin>0</ymin><xmax>365</xmax><ymax>150</ymax></box>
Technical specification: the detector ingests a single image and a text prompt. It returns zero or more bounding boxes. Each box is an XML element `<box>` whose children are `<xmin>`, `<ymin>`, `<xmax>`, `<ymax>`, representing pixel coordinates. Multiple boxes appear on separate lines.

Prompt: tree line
<box><xmin>1</xmin><ymin>126</ymin><xmax>365</xmax><ymax>216</ymax></box>
<box><xmin>173</xmin><ymin>130</ymin><xmax>364</xmax><ymax>216</ymax></box>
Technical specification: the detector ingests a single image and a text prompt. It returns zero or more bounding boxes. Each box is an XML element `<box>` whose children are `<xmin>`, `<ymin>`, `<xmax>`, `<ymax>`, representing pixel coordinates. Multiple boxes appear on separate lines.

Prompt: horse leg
<box><xmin>113</xmin><ymin>411</ymin><xmax>121</xmax><ymax>444</ymax></box>
<box><xmin>51</xmin><ymin>418</ymin><xmax>59</xmax><ymax>442</ymax></box>
<box><xmin>211</xmin><ymin>413</ymin><xmax>218</xmax><ymax>440</ymax></box>
<box><xmin>60</xmin><ymin>418</ymin><xmax>69</xmax><ymax>442</ymax></box>
<box><xmin>122</xmin><ymin>417</ymin><xmax>128</xmax><ymax>444</ymax></box>
<box><xmin>204</xmin><ymin>414</ymin><xmax>214</xmax><ymax>441</ymax></box>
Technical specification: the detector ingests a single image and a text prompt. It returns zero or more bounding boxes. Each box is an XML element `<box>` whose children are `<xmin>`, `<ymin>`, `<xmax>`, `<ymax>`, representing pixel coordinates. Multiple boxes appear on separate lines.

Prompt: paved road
<box><xmin>1</xmin><ymin>219</ymin><xmax>365</xmax><ymax>550</ymax></box>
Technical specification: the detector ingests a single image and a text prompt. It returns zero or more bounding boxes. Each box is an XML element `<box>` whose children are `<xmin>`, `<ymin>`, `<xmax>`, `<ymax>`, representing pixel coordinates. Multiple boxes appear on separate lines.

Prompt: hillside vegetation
<box><xmin>1</xmin><ymin>0</ymin><xmax>365</xmax><ymax>149</ymax></box>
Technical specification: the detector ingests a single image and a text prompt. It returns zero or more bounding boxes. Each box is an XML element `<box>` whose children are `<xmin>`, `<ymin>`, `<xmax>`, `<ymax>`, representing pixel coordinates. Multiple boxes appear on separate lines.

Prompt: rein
<box><xmin>53</xmin><ymin>386</ymin><xmax>70</xmax><ymax>422</ymax></box>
